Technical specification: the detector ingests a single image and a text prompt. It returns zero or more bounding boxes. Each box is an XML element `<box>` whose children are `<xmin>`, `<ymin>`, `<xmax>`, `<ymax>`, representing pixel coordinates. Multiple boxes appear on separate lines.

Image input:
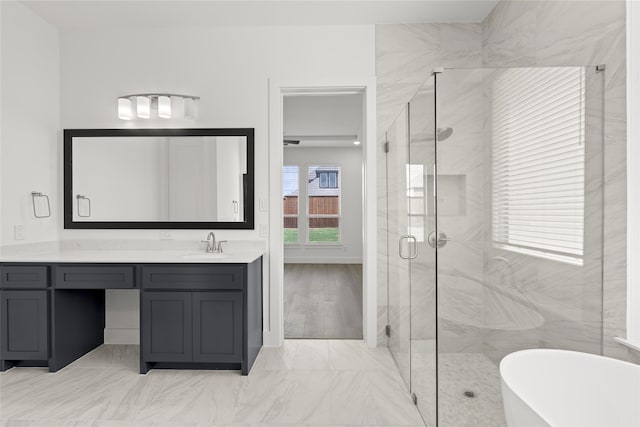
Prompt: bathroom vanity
<box><xmin>0</xmin><ymin>250</ymin><xmax>263</xmax><ymax>375</ymax></box>
<box><xmin>0</xmin><ymin>128</ymin><xmax>263</xmax><ymax>375</ymax></box>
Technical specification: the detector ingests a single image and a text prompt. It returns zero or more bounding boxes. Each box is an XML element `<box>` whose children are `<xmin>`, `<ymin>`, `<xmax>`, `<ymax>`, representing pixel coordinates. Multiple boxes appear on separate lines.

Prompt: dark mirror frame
<box><xmin>64</xmin><ymin>128</ymin><xmax>255</xmax><ymax>230</ymax></box>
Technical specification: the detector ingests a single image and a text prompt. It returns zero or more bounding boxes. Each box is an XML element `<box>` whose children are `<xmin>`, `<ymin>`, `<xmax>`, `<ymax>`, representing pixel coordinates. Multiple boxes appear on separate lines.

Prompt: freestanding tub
<box><xmin>500</xmin><ymin>349</ymin><xmax>640</xmax><ymax>426</ymax></box>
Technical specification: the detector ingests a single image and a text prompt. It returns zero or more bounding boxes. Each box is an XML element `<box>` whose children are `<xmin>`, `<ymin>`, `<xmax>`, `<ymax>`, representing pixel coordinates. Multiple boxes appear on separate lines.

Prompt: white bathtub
<box><xmin>500</xmin><ymin>349</ymin><xmax>640</xmax><ymax>427</ymax></box>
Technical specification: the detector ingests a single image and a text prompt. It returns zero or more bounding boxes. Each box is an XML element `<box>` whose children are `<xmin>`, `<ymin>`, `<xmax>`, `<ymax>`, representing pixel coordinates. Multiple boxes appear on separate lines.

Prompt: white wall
<box><xmin>284</xmin><ymin>94</ymin><xmax>363</xmax><ymax>137</ymax></box>
<box><xmin>0</xmin><ymin>1</ymin><xmax>60</xmax><ymax>245</ymax></box>
<box><xmin>59</xmin><ymin>24</ymin><xmax>375</xmax><ymax>345</ymax></box>
<box><xmin>284</xmin><ymin>147</ymin><xmax>363</xmax><ymax>263</ymax></box>
<box><xmin>59</xmin><ymin>25</ymin><xmax>374</xmax><ymax>241</ymax></box>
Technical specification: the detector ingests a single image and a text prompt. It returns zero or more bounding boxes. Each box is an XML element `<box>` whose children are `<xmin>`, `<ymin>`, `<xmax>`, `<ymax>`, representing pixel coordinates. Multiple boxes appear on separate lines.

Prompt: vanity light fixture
<box><xmin>116</xmin><ymin>94</ymin><xmax>200</xmax><ymax>120</ymax></box>
<box><xmin>353</xmin><ymin>140</ymin><xmax>361</xmax><ymax>145</ymax></box>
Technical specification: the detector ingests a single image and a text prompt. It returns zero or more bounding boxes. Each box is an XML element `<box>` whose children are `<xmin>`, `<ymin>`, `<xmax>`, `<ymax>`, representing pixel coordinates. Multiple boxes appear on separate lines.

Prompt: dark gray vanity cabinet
<box><xmin>142</xmin><ymin>291</ymin><xmax>193</xmax><ymax>362</ymax></box>
<box><xmin>192</xmin><ymin>291</ymin><xmax>243</xmax><ymax>363</ymax></box>
<box><xmin>142</xmin><ymin>291</ymin><xmax>243</xmax><ymax>365</ymax></box>
<box><xmin>0</xmin><ymin>257</ymin><xmax>262</xmax><ymax>375</ymax></box>
<box><xmin>1</xmin><ymin>290</ymin><xmax>48</xmax><ymax>362</ymax></box>
<box><xmin>140</xmin><ymin>259</ymin><xmax>262</xmax><ymax>375</ymax></box>
<box><xmin>0</xmin><ymin>266</ymin><xmax>50</xmax><ymax>370</ymax></box>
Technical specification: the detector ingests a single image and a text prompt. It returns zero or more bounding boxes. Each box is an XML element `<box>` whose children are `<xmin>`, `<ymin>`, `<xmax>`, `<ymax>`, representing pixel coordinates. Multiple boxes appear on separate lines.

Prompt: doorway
<box><xmin>282</xmin><ymin>93</ymin><xmax>364</xmax><ymax>339</ymax></box>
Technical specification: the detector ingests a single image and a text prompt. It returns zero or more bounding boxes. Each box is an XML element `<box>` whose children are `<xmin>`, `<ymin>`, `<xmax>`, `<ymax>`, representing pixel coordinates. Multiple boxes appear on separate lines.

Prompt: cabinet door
<box><xmin>193</xmin><ymin>292</ymin><xmax>242</xmax><ymax>363</ymax></box>
<box><xmin>1</xmin><ymin>290</ymin><xmax>48</xmax><ymax>360</ymax></box>
<box><xmin>142</xmin><ymin>292</ymin><xmax>192</xmax><ymax>362</ymax></box>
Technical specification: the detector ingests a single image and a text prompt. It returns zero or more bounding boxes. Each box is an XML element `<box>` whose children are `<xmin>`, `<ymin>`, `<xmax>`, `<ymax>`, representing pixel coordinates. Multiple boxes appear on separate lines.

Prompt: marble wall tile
<box><xmin>482</xmin><ymin>0</ymin><xmax>632</xmax><ymax>363</ymax></box>
<box><xmin>481</xmin><ymin>1</ymin><xmax>537</xmax><ymax>67</ymax></box>
<box><xmin>375</xmin><ymin>23</ymin><xmax>482</xmax><ymax>350</ymax></box>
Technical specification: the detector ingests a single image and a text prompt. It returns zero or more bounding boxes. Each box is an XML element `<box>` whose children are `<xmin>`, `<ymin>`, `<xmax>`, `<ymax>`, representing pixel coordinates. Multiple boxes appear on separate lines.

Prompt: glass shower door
<box><xmin>407</xmin><ymin>77</ymin><xmax>438</xmax><ymax>427</ymax></box>
<box><xmin>386</xmin><ymin>66</ymin><xmax>603</xmax><ymax>427</ymax></box>
<box><xmin>433</xmin><ymin>66</ymin><xmax>604</xmax><ymax>426</ymax></box>
<box><xmin>386</xmin><ymin>105</ymin><xmax>412</xmax><ymax>389</ymax></box>
<box><xmin>386</xmin><ymin>77</ymin><xmax>438</xmax><ymax>427</ymax></box>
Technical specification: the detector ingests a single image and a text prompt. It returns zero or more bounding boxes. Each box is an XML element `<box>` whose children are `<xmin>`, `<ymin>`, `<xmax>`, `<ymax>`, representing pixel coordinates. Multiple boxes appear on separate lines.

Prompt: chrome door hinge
<box><xmin>385</xmin><ymin>324</ymin><xmax>391</xmax><ymax>337</ymax></box>
<box><xmin>412</xmin><ymin>393</ymin><xmax>418</xmax><ymax>405</ymax></box>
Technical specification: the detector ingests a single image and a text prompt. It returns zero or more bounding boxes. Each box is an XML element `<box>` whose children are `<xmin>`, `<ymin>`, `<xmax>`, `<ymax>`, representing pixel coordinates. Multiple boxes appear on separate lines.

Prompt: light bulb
<box><xmin>158</xmin><ymin>96</ymin><xmax>171</xmax><ymax>118</ymax></box>
<box><xmin>136</xmin><ymin>96</ymin><xmax>150</xmax><ymax>119</ymax></box>
<box><xmin>185</xmin><ymin>97</ymin><xmax>196</xmax><ymax>119</ymax></box>
<box><xmin>117</xmin><ymin>98</ymin><xmax>133</xmax><ymax>120</ymax></box>
<box><xmin>171</xmin><ymin>96</ymin><xmax>185</xmax><ymax>118</ymax></box>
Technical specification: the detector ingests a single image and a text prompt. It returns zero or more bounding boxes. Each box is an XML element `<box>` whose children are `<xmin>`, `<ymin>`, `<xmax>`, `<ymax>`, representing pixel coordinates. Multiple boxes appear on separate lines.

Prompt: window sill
<box><xmin>494</xmin><ymin>243</ymin><xmax>583</xmax><ymax>266</ymax></box>
<box><xmin>614</xmin><ymin>337</ymin><xmax>640</xmax><ymax>353</ymax></box>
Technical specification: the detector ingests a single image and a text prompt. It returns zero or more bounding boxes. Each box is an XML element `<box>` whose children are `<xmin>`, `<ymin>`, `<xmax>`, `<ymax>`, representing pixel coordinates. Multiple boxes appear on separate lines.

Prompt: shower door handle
<box><xmin>399</xmin><ymin>235</ymin><xmax>418</xmax><ymax>259</ymax></box>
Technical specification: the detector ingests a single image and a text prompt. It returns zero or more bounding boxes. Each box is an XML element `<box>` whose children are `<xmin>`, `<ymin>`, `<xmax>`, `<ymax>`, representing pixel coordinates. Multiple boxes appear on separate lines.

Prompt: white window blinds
<box><xmin>492</xmin><ymin>67</ymin><xmax>586</xmax><ymax>265</ymax></box>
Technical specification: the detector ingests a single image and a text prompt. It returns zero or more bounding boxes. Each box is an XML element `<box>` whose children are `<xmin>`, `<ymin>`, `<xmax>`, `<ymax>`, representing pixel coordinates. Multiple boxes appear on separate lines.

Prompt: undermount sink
<box><xmin>182</xmin><ymin>252</ymin><xmax>229</xmax><ymax>259</ymax></box>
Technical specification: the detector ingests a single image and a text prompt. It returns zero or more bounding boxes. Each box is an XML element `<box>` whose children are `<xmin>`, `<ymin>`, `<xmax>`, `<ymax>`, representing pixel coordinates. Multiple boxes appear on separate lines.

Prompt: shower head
<box><xmin>437</xmin><ymin>127</ymin><xmax>454</xmax><ymax>141</ymax></box>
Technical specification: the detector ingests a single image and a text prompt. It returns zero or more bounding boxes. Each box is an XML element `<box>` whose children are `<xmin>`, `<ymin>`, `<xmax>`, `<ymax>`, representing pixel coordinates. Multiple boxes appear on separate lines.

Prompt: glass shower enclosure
<box><xmin>385</xmin><ymin>66</ymin><xmax>604</xmax><ymax>426</ymax></box>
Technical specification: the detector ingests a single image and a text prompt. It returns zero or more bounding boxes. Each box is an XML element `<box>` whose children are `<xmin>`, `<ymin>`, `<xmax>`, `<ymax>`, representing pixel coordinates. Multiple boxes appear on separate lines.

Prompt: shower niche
<box><xmin>426</xmin><ymin>174</ymin><xmax>467</xmax><ymax>217</ymax></box>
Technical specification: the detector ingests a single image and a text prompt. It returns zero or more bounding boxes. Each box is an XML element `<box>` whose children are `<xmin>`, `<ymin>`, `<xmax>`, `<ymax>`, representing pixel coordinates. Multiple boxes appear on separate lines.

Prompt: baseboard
<box><xmin>284</xmin><ymin>257</ymin><xmax>362</xmax><ymax>264</ymax></box>
<box><xmin>104</xmin><ymin>328</ymin><xmax>139</xmax><ymax>345</ymax></box>
<box><xmin>263</xmin><ymin>330</ymin><xmax>282</xmax><ymax>347</ymax></box>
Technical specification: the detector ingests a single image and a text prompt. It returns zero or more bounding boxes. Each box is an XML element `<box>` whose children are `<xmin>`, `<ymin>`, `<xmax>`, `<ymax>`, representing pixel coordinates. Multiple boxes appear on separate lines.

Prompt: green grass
<box><xmin>308</xmin><ymin>227</ymin><xmax>339</xmax><ymax>243</ymax></box>
<box><xmin>284</xmin><ymin>228</ymin><xmax>340</xmax><ymax>243</ymax></box>
<box><xmin>283</xmin><ymin>228</ymin><xmax>299</xmax><ymax>243</ymax></box>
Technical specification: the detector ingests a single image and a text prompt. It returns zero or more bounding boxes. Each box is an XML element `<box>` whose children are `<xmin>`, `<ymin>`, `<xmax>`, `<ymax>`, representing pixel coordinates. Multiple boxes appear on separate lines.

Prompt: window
<box><xmin>492</xmin><ymin>67</ymin><xmax>586</xmax><ymax>265</ymax></box>
<box><xmin>282</xmin><ymin>166</ymin><xmax>299</xmax><ymax>244</ymax></box>
<box><xmin>307</xmin><ymin>166</ymin><xmax>341</xmax><ymax>243</ymax></box>
<box><xmin>319</xmin><ymin>171</ymin><xmax>338</xmax><ymax>188</ymax></box>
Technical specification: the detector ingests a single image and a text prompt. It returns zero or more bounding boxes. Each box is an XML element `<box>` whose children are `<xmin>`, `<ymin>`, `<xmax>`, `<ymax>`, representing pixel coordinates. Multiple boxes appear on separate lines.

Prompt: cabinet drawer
<box><xmin>1</xmin><ymin>266</ymin><xmax>48</xmax><ymax>289</ymax></box>
<box><xmin>55</xmin><ymin>266</ymin><xmax>135</xmax><ymax>289</ymax></box>
<box><xmin>142</xmin><ymin>265</ymin><xmax>244</xmax><ymax>290</ymax></box>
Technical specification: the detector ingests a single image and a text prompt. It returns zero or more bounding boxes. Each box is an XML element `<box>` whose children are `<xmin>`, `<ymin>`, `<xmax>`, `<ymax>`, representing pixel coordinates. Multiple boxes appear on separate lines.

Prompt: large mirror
<box><xmin>64</xmin><ymin>128</ymin><xmax>254</xmax><ymax>229</ymax></box>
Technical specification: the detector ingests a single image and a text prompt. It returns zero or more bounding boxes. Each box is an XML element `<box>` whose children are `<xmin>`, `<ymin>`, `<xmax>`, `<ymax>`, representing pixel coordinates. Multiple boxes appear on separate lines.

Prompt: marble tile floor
<box><xmin>0</xmin><ymin>341</ymin><xmax>423</xmax><ymax>427</ymax></box>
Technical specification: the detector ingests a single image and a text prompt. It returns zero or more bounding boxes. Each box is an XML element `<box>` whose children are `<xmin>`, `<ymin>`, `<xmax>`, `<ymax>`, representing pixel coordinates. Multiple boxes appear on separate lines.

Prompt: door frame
<box><xmin>267</xmin><ymin>77</ymin><xmax>377</xmax><ymax>347</ymax></box>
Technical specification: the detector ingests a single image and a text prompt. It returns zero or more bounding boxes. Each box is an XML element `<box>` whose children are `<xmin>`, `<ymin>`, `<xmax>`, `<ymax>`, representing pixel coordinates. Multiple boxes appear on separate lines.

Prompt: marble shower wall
<box><xmin>376</xmin><ymin>1</ymin><xmax>638</xmax><ymax>365</ymax></box>
<box><xmin>375</xmin><ymin>23</ymin><xmax>482</xmax><ymax>347</ymax></box>
<box><xmin>474</xmin><ymin>66</ymin><xmax>605</xmax><ymax>364</ymax></box>
<box><xmin>481</xmin><ymin>0</ymin><xmax>639</xmax><ymax>364</ymax></box>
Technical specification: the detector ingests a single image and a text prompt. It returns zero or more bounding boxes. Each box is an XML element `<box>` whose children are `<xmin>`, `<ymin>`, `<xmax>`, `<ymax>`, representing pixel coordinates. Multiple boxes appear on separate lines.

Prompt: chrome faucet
<box><xmin>202</xmin><ymin>232</ymin><xmax>216</xmax><ymax>253</ymax></box>
<box><xmin>201</xmin><ymin>232</ymin><xmax>227</xmax><ymax>253</ymax></box>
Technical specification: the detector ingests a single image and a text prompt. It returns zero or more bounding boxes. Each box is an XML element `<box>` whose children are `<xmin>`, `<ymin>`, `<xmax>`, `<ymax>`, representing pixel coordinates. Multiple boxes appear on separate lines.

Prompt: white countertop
<box><xmin>0</xmin><ymin>249</ymin><xmax>263</xmax><ymax>264</ymax></box>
